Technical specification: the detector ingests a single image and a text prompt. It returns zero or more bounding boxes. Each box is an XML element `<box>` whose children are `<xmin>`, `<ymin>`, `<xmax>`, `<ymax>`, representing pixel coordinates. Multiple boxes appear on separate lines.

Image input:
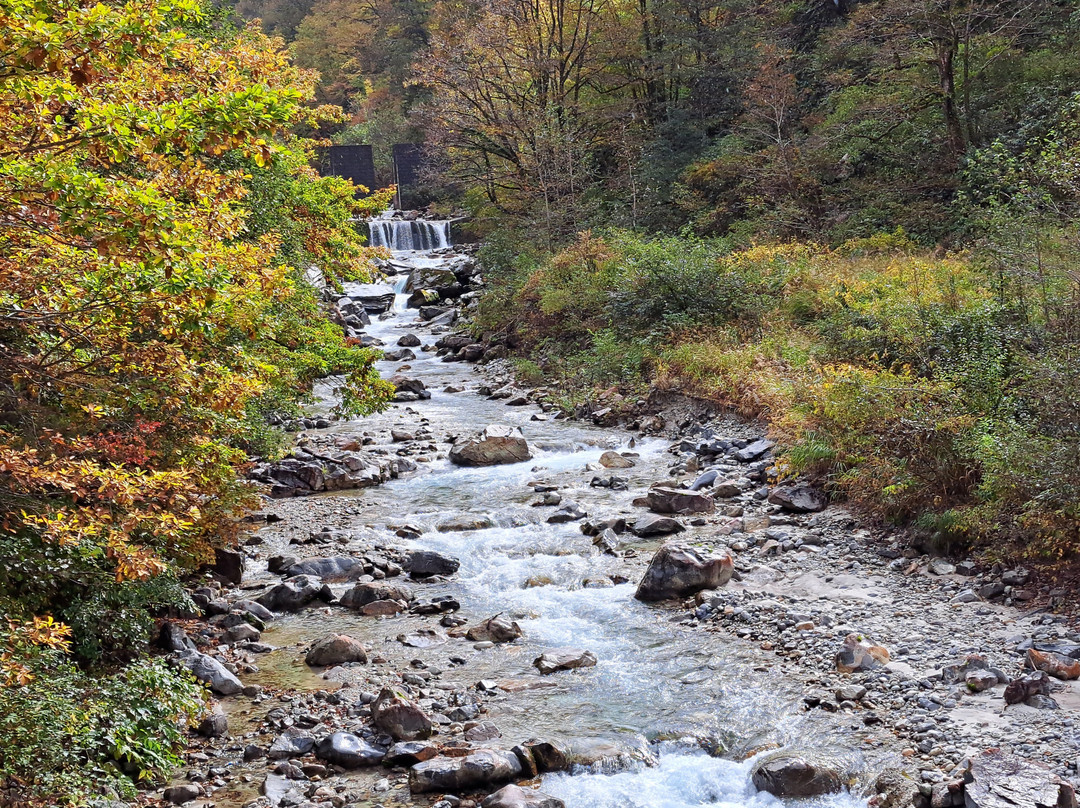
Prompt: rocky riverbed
<box><xmin>150</xmin><ymin>231</ymin><xmax>1080</xmax><ymax>808</ymax></box>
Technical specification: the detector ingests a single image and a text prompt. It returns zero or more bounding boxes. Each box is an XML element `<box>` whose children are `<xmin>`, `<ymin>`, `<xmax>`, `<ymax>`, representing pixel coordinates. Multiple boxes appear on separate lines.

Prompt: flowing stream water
<box><xmin>231</xmin><ymin>224</ymin><xmax>877</xmax><ymax>808</ymax></box>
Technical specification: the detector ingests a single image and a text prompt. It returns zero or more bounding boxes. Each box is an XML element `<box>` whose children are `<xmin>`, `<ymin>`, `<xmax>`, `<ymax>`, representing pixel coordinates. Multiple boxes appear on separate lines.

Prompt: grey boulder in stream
<box><xmin>449</xmin><ymin>425</ymin><xmax>532</xmax><ymax>466</ymax></box>
<box><xmin>409</xmin><ymin>749</ymin><xmax>523</xmax><ymax>794</ymax></box>
<box><xmin>634</xmin><ymin>543</ymin><xmax>734</xmax><ymax>601</ymax></box>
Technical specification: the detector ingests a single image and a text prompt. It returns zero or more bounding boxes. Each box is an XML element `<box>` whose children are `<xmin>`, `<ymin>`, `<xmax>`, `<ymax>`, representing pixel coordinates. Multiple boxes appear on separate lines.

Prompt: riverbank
<box><xmin>149</xmin><ymin>235</ymin><xmax>1080</xmax><ymax>808</ymax></box>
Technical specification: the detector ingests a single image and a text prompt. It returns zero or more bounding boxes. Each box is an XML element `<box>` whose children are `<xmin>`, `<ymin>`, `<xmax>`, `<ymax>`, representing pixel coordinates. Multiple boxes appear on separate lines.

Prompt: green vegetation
<box><xmin>0</xmin><ymin>0</ymin><xmax>392</xmax><ymax>801</ymax></box>
<box><xmin>477</xmin><ymin>222</ymin><xmax>1080</xmax><ymax>561</ymax></box>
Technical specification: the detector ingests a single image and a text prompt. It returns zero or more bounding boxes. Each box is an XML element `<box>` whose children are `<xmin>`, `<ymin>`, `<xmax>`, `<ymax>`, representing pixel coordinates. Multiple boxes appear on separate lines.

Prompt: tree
<box><xmin>0</xmin><ymin>0</ymin><xmax>391</xmax><ymax>798</ymax></box>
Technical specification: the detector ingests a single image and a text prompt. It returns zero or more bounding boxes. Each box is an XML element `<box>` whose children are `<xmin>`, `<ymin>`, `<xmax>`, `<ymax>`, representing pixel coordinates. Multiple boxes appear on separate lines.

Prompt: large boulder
<box><xmin>256</xmin><ymin>575</ymin><xmax>332</xmax><ymax>612</ymax></box>
<box><xmin>340</xmin><ymin>581</ymin><xmax>413</xmax><ymax>610</ymax></box>
<box><xmin>176</xmin><ymin>650</ymin><xmax>243</xmax><ymax>696</ymax></box>
<box><xmin>285</xmin><ymin>556</ymin><xmax>364</xmax><ymax>581</ymax></box>
<box><xmin>644</xmin><ymin>486</ymin><xmax>715</xmax><ymax>515</ymax></box>
<box><xmin>751</xmin><ymin>756</ymin><xmax>843</xmax><ymax>798</ymax></box>
<box><xmin>372</xmin><ymin>688</ymin><xmax>433</xmax><ymax>741</ymax></box>
<box><xmin>305</xmin><ymin>634</ymin><xmax>367</xmax><ymax>666</ymax></box>
<box><xmin>1027</xmin><ymin>648</ymin><xmax>1080</xmax><ymax>680</ymax></box>
<box><xmin>267</xmin><ymin>727</ymin><xmax>315</xmax><ymax>760</ymax></box>
<box><xmin>482</xmin><ymin>785</ymin><xmax>566</xmax><ymax>808</ymax></box>
<box><xmin>466</xmin><ymin>616</ymin><xmax>523</xmax><ymax>644</ymax></box>
<box><xmin>533</xmin><ymin>649</ymin><xmax>597</xmax><ymax>675</ymax></box>
<box><xmin>347</xmin><ymin>282</ymin><xmax>396</xmax><ymax>313</ymax></box>
<box><xmin>634</xmin><ymin>544</ymin><xmax>734</xmax><ymax>602</ymax></box>
<box><xmin>768</xmin><ymin>483</ymin><xmax>827</xmax><ymax>513</ymax></box>
<box><xmin>314</xmin><ymin>732</ymin><xmax>385</xmax><ymax>768</ymax></box>
<box><xmin>449</xmin><ymin>425</ymin><xmax>532</xmax><ymax>466</ymax></box>
<box><xmin>963</xmin><ymin>749</ymin><xmax>1078</xmax><ymax>808</ymax></box>
<box><xmin>409</xmin><ymin>750</ymin><xmax>523</xmax><ymax>794</ymax></box>
<box><xmin>598</xmin><ymin>451</ymin><xmax>635</xmax><ymax>469</ymax></box>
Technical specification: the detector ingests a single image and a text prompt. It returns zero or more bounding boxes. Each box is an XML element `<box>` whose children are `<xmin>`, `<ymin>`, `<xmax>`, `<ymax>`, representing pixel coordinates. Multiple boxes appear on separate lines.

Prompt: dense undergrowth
<box><xmin>476</xmin><ymin>223</ymin><xmax>1080</xmax><ymax>564</ymax></box>
<box><xmin>0</xmin><ymin>0</ymin><xmax>392</xmax><ymax>802</ymax></box>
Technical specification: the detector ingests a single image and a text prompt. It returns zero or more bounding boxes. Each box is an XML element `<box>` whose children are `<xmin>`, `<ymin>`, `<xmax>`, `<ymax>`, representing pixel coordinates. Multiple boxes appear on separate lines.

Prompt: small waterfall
<box><xmin>368</xmin><ymin>219</ymin><xmax>451</xmax><ymax>251</ymax></box>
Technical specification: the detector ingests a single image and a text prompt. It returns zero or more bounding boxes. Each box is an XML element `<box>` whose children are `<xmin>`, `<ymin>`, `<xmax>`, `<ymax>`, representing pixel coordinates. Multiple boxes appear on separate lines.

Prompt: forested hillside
<box><xmin>242</xmin><ymin>0</ymin><xmax>1080</xmax><ymax>559</ymax></box>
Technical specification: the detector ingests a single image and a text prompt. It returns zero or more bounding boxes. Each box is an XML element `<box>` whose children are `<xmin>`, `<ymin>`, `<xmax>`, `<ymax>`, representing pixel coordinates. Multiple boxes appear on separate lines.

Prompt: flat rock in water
<box><xmin>598</xmin><ymin>450</ymin><xmax>635</xmax><ymax>469</ymax></box>
<box><xmin>404</xmin><ymin>549</ymin><xmax>460</xmax><ymax>577</ymax></box>
<box><xmin>630</xmin><ymin>514</ymin><xmax>685</xmax><ymax>537</ymax></box>
<box><xmin>384</xmin><ymin>741</ymin><xmax>438</xmax><ymax>766</ymax></box>
<box><xmin>398</xmin><ymin>628</ymin><xmax>448</xmax><ymax>648</ymax></box>
<box><xmin>481</xmin><ymin>784</ymin><xmax>566</xmax><ymax>808</ymax></box>
<box><xmin>340</xmin><ymin>581</ymin><xmax>413</xmax><ymax>610</ymax></box>
<box><xmin>305</xmin><ymin>634</ymin><xmax>367</xmax><ymax>666</ymax></box>
<box><xmin>449</xmin><ymin>425</ymin><xmax>532</xmax><ymax>466</ymax></box>
<box><xmin>964</xmin><ymin>749</ymin><xmax>1078</xmax><ymax>808</ymax></box>
<box><xmin>533</xmin><ymin>649</ymin><xmax>598</xmax><ymax>674</ymax></box>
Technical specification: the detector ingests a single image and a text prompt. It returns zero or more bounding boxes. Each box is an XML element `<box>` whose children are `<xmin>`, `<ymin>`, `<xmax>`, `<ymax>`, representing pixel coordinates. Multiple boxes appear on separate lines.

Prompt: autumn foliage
<box><xmin>0</xmin><ymin>0</ymin><xmax>391</xmax><ymax>798</ymax></box>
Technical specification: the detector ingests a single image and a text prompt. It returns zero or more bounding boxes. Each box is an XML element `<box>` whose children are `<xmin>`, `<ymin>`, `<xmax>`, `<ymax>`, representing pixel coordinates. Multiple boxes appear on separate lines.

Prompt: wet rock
<box><xmin>409</xmin><ymin>750</ymin><xmax>523</xmax><ymax>794</ymax></box>
<box><xmin>234</xmin><ymin>600</ymin><xmax>275</xmax><ymax>622</ymax></box>
<box><xmin>384</xmin><ymin>741</ymin><xmax>438</xmax><ymax>766</ymax></box>
<box><xmin>467</xmin><ymin>616</ymin><xmax>523</xmax><ymax>643</ymax></box>
<box><xmin>644</xmin><ymin>486</ymin><xmax>715</xmax><ymax>515</ymax></box>
<box><xmin>547</xmin><ymin>502</ymin><xmax>587</xmax><ymax>523</ymax></box>
<box><xmin>384</xmin><ymin>348</ymin><xmax>416</xmax><ymax>362</ymax></box>
<box><xmin>750</xmin><ymin>756</ymin><xmax>843</xmax><ymax>798</ymax></box>
<box><xmin>450</xmin><ymin>425</ymin><xmax>532</xmax><ymax>466</ymax></box>
<box><xmin>349</xmin><ymin>283</ymin><xmax>396</xmax><ymax>313</ymax></box>
<box><xmin>767</xmin><ymin>483</ymin><xmax>827</xmax><ymax>513</ymax></box>
<box><xmin>634</xmin><ymin>543</ymin><xmax>734</xmax><ymax>601</ymax></box>
<box><xmin>437</xmin><ymin>515</ymin><xmax>495</xmax><ymax>532</ymax></box>
<box><xmin>209</xmin><ymin>548</ymin><xmax>244</xmax><ymax>585</ymax></box>
<box><xmin>256</xmin><ymin>575</ymin><xmax>332</xmax><ymax>612</ymax></box>
<box><xmin>630</xmin><ymin>514</ymin><xmax>685</xmax><ymax>537</ymax></box>
<box><xmin>835</xmin><ymin>633</ymin><xmax>890</xmax><ymax>673</ymax></box>
<box><xmin>481</xmin><ymin>784</ymin><xmax>566</xmax><ymax>808</ymax></box>
<box><xmin>533</xmin><ymin>649</ymin><xmax>598</xmax><ymax>674</ymax></box>
<box><xmin>1026</xmin><ymin>648</ymin><xmax>1080</xmax><ymax>680</ymax></box>
<box><xmin>963</xmin><ymin>749</ymin><xmax>1077</xmax><ymax>808</ymax></box>
<box><xmin>305</xmin><ymin>634</ymin><xmax>368</xmax><ymax>666</ymax></box>
<box><xmin>593</xmin><ymin>528</ymin><xmax>621</xmax><ymax>555</ymax></box>
<box><xmin>372</xmin><ymin>688</ymin><xmax>434</xmax><ymax>740</ymax></box>
<box><xmin>163</xmin><ymin>784</ymin><xmax>201</xmax><ymax>805</ymax></box>
<box><xmin>523</xmin><ymin>741</ymin><xmax>569</xmax><ymax>772</ymax></box>
<box><xmin>176</xmin><ymin>650</ymin><xmax>243</xmax><ymax>696</ymax></box>
<box><xmin>314</xmin><ymin>732</ymin><xmax>385</xmax><ymax>768</ymax></box>
<box><xmin>598</xmin><ymin>451</ymin><xmax>635</xmax><ymax>469</ymax></box>
<box><xmin>404</xmin><ymin>550</ymin><xmax>460</xmax><ymax>578</ymax></box>
<box><xmin>340</xmin><ymin>581</ymin><xmax>413</xmax><ymax>610</ymax></box>
<box><xmin>398</xmin><ymin>628</ymin><xmax>449</xmax><ymax>648</ymax></box>
<box><xmin>285</xmin><ymin>556</ymin><xmax>364</xmax><ymax>581</ymax></box>
<box><xmin>267</xmin><ymin>727</ymin><xmax>316</xmax><ymax>760</ymax></box>
<box><xmin>197</xmin><ymin>707</ymin><xmax>228</xmax><ymax>737</ymax></box>
<box><xmin>465</xmin><ymin>721</ymin><xmax>501</xmax><ymax>742</ymax></box>
<box><xmin>391</xmin><ymin>374</ymin><xmax>431</xmax><ymax>401</ymax></box>
<box><xmin>398</xmin><ymin>333</ymin><xmax>421</xmax><ymax>347</ymax></box>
